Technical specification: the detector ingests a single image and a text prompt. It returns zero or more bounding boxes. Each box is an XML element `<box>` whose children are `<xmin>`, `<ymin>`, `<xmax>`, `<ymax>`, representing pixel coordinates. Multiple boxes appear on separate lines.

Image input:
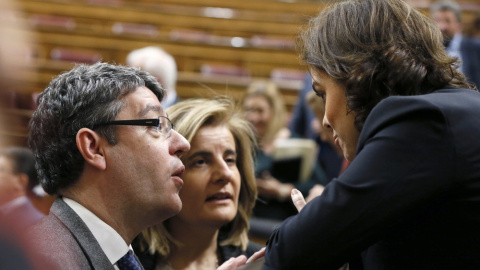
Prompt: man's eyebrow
<box><xmin>139</xmin><ymin>105</ymin><xmax>163</xmax><ymax>117</ymax></box>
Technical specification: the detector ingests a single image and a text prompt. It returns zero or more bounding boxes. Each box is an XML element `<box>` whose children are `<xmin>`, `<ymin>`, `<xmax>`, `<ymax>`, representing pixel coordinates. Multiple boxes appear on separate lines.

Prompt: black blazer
<box><xmin>264</xmin><ymin>87</ymin><xmax>480</xmax><ymax>269</ymax></box>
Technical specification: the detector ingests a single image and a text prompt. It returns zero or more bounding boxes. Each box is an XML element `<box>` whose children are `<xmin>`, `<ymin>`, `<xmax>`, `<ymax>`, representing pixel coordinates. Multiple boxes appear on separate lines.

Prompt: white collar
<box><xmin>63</xmin><ymin>197</ymin><xmax>130</xmax><ymax>265</ymax></box>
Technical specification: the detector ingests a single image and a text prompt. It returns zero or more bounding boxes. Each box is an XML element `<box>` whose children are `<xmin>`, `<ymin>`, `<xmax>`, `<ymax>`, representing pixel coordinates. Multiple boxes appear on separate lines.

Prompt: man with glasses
<box><xmin>27</xmin><ymin>62</ymin><xmax>190</xmax><ymax>270</ymax></box>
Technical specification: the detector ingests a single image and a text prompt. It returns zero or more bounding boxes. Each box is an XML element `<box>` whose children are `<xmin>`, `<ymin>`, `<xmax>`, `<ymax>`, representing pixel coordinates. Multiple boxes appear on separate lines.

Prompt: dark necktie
<box><xmin>117</xmin><ymin>250</ymin><xmax>143</xmax><ymax>270</ymax></box>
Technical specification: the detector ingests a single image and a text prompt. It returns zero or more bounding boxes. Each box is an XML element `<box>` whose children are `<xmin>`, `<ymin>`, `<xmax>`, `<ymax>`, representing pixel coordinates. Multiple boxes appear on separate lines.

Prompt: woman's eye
<box><xmin>194</xmin><ymin>159</ymin><xmax>206</xmax><ymax>166</ymax></box>
<box><xmin>225</xmin><ymin>157</ymin><xmax>236</xmax><ymax>164</ymax></box>
<box><xmin>316</xmin><ymin>92</ymin><xmax>325</xmax><ymax>100</ymax></box>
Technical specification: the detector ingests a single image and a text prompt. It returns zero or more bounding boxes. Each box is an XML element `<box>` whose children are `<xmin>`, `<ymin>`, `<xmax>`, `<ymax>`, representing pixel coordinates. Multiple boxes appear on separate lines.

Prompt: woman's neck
<box><xmin>167</xmin><ymin>223</ymin><xmax>221</xmax><ymax>270</ymax></box>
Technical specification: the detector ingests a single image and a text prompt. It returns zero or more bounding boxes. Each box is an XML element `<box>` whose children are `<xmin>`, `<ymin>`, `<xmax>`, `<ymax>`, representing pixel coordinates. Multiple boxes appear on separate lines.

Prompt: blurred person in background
<box><xmin>0</xmin><ymin>1</ymin><xmax>51</xmax><ymax>269</ymax></box>
<box><xmin>134</xmin><ymin>97</ymin><xmax>264</xmax><ymax>270</ymax></box>
<box><xmin>431</xmin><ymin>0</ymin><xmax>480</xmax><ymax>87</ymax></box>
<box><xmin>289</xmin><ymin>75</ymin><xmax>345</xmax><ymax>182</ymax></box>
<box><xmin>0</xmin><ymin>147</ymin><xmax>44</xmax><ymax>231</ymax></box>
<box><xmin>126</xmin><ymin>46</ymin><xmax>180</xmax><ymax>109</ymax></box>
<box><xmin>242</xmin><ymin>80</ymin><xmax>328</xmax><ymax>221</ymax></box>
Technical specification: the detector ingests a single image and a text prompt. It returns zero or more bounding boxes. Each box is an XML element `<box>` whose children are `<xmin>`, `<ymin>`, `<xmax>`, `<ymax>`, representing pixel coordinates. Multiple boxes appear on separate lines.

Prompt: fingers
<box><xmin>217</xmin><ymin>255</ymin><xmax>247</xmax><ymax>270</ymax></box>
<box><xmin>246</xmin><ymin>247</ymin><xmax>266</xmax><ymax>263</ymax></box>
<box><xmin>291</xmin><ymin>188</ymin><xmax>307</xmax><ymax>212</ymax></box>
<box><xmin>306</xmin><ymin>184</ymin><xmax>325</xmax><ymax>203</ymax></box>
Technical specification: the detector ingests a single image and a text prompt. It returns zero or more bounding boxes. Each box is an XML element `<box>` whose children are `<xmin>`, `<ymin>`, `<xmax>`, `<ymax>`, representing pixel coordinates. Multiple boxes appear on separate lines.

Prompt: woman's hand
<box><xmin>306</xmin><ymin>184</ymin><xmax>325</xmax><ymax>203</ymax></box>
<box><xmin>247</xmin><ymin>247</ymin><xmax>265</xmax><ymax>263</ymax></box>
<box><xmin>217</xmin><ymin>256</ymin><xmax>247</xmax><ymax>270</ymax></box>
<box><xmin>291</xmin><ymin>189</ymin><xmax>307</xmax><ymax>212</ymax></box>
<box><xmin>216</xmin><ymin>248</ymin><xmax>266</xmax><ymax>270</ymax></box>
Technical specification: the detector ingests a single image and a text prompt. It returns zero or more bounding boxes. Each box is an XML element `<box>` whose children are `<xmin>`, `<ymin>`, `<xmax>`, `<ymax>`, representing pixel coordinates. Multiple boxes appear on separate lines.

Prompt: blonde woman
<box><xmin>242</xmin><ymin>80</ymin><xmax>328</xmax><ymax>220</ymax></box>
<box><xmin>134</xmin><ymin>97</ymin><xmax>263</xmax><ymax>270</ymax></box>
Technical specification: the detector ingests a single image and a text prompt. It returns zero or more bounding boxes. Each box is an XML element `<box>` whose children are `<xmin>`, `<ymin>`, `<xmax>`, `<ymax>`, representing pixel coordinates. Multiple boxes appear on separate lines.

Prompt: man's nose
<box><xmin>170</xmin><ymin>130</ymin><xmax>190</xmax><ymax>156</ymax></box>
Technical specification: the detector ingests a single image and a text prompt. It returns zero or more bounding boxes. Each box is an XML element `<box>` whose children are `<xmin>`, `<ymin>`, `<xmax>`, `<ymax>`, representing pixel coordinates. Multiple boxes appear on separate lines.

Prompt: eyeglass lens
<box><xmin>158</xmin><ymin>116</ymin><xmax>172</xmax><ymax>137</ymax></box>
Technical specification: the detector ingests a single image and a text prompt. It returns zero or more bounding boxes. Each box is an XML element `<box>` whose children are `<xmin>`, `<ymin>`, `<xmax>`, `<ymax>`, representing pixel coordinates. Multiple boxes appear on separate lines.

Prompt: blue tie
<box><xmin>117</xmin><ymin>250</ymin><xmax>143</xmax><ymax>270</ymax></box>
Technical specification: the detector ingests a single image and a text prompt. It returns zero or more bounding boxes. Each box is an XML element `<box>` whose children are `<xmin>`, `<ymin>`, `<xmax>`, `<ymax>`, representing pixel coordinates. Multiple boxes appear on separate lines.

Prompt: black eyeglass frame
<box><xmin>93</xmin><ymin>116</ymin><xmax>175</xmax><ymax>137</ymax></box>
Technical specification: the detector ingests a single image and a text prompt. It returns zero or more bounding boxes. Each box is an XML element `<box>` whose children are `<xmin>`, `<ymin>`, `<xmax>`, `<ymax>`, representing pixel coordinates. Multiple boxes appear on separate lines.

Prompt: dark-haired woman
<box><xmin>263</xmin><ymin>0</ymin><xmax>480</xmax><ymax>269</ymax></box>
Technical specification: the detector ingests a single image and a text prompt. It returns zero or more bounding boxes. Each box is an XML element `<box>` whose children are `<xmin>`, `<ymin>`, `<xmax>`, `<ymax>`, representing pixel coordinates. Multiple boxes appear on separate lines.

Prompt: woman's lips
<box><xmin>206</xmin><ymin>192</ymin><xmax>232</xmax><ymax>203</ymax></box>
<box><xmin>334</xmin><ymin>135</ymin><xmax>340</xmax><ymax>148</ymax></box>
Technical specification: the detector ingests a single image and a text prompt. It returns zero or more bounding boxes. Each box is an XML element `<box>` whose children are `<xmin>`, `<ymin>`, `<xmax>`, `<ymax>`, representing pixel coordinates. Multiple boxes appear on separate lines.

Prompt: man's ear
<box><xmin>76</xmin><ymin>128</ymin><xmax>107</xmax><ymax>171</ymax></box>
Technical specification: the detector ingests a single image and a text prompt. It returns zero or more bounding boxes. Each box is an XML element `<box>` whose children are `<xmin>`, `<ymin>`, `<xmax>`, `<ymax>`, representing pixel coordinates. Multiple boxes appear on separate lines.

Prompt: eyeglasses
<box><xmin>93</xmin><ymin>116</ymin><xmax>175</xmax><ymax>138</ymax></box>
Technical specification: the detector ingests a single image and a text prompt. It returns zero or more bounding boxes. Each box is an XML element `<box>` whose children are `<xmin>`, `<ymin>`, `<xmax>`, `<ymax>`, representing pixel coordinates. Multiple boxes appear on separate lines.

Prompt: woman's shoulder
<box><xmin>366</xmin><ymin>88</ymin><xmax>480</xmax><ymax>127</ymax></box>
<box><xmin>359</xmin><ymin>88</ymin><xmax>480</xmax><ymax>151</ymax></box>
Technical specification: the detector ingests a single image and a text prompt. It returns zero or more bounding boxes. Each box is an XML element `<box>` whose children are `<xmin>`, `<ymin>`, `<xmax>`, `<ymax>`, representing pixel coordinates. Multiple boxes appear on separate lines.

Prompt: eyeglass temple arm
<box><xmin>92</xmin><ymin>118</ymin><xmax>159</xmax><ymax>128</ymax></box>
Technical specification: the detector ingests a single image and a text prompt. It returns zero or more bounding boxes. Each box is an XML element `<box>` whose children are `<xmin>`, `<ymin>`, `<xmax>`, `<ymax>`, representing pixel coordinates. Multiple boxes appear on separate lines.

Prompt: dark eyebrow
<box><xmin>187</xmin><ymin>149</ymin><xmax>237</xmax><ymax>161</ymax></box>
<box><xmin>224</xmin><ymin>149</ymin><xmax>237</xmax><ymax>157</ymax></box>
<box><xmin>187</xmin><ymin>151</ymin><xmax>212</xmax><ymax>161</ymax></box>
<box><xmin>139</xmin><ymin>105</ymin><xmax>163</xmax><ymax>117</ymax></box>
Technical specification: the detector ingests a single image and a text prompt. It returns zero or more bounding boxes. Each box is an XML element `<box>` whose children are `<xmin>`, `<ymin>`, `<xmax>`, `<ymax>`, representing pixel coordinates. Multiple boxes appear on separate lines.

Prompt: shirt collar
<box><xmin>63</xmin><ymin>197</ymin><xmax>130</xmax><ymax>265</ymax></box>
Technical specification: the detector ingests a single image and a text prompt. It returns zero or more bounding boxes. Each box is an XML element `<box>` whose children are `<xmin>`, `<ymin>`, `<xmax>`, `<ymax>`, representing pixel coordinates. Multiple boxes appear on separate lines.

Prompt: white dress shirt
<box><xmin>63</xmin><ymin>197</ymin><xmax>132</xmax><ymax>270</ymax></box>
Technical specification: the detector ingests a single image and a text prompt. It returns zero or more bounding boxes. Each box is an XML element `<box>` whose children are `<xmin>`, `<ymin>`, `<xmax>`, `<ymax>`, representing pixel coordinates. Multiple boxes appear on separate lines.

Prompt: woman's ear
<box><xmin>76</xmin><ymin>128</ymin><xmax>107</xmax><ymax>170</ymax></box>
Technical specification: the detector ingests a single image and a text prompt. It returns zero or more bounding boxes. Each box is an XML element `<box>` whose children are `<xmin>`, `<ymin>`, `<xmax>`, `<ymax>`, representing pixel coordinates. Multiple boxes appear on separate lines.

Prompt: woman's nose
<box><xmin>322</xmin><ymin>115</ymin><xmax>332</xmax><ymax>130</ymax></box>
<box><xmin>212</xmin><ymin>160</ymin><xmax>233</xmax><ymax>184</ymax></box>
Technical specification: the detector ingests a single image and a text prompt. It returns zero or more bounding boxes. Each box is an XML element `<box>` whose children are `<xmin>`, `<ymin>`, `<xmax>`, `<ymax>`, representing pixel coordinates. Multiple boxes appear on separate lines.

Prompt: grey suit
<box><xmin>28</xmin><ymin>198</ymin><xmax>115</xmax><ymax>270</ymax></box>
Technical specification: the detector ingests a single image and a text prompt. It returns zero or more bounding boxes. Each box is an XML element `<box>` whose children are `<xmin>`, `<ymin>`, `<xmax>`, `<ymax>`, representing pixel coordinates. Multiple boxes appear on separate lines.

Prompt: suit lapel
<box><xmin>50</xmin><ymin>198</ymin><xmax>114</xmax><ymax>270</ymax></box>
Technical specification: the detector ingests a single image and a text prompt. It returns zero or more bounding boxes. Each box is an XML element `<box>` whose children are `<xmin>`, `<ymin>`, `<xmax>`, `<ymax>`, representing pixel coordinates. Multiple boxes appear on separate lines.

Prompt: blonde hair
<box><xmin>139</xmin><ymin>97</ymin><xmax>258</xmax><ymax>258</ymax></box>
<box><xmin>242</xmin><ymin>80</ymin><xmax>287</xmax><ymax>144</ymax></box>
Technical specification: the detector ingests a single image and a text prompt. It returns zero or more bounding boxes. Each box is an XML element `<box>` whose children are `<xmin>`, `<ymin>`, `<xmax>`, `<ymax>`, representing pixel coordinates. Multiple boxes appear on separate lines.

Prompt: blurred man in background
<box><xmin>126</xmin><ymin>46</ymin><xmax>180</xmax><ymax>108</ymax></box>
<box><xmin>431</xmin><ymin>0</ymin><xmax>480</xmax><ymax>87</ymax></box>
<box><xmin>0</xmin><ymin>147</ymin><xmax>44</xmax><ymax>231</ymax></box>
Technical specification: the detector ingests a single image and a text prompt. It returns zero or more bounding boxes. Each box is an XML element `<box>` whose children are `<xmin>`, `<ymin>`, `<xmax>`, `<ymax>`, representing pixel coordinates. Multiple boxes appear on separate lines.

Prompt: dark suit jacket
<box><xmin>28</xmin><ymin>198</ymin><xmax>115</xmax><ymax>270</ymax></box>
<box><xmin>461</xmin><ymin>38</ymin><xmax>480</xmax><ymax>88</ymax></box>
<box><xmin>264</xmin><ymin>87</ymin><xmax>480</xmax><ymax>269</ymax></box>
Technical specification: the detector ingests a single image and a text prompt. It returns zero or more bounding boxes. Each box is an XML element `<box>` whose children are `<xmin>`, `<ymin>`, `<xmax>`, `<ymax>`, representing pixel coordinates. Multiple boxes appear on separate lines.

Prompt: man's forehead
<box><xmin>138</xmin><ymin>104</ymin><xmax>164</xmax><ymax>117</ymax></box>
<box><xmin>123</xmin><ymin>86</ymin><xmax>165</xmax><ymax>117</ymax></box>
<box><xmin>434</xmin><ymin>10</ymin><xmax>457</xmax><ymax>20</ymax></box>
